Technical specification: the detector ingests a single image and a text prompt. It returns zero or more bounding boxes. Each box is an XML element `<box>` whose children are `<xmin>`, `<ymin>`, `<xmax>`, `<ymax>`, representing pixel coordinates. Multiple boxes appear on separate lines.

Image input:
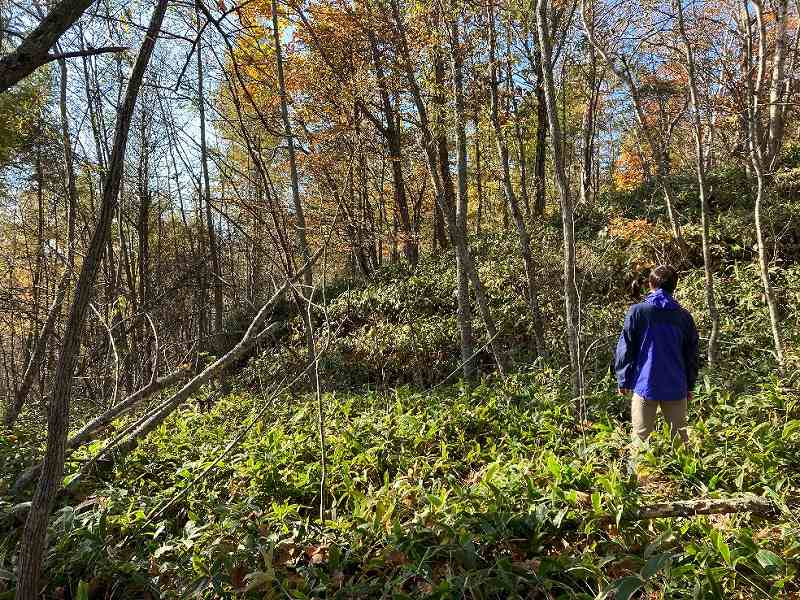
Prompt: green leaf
<box><xmin>711</xmin><ymin>530</ymin><xmax>731</xmax><ymax>566</ymax></box>
<box><xmin>755</xmin><ymin>549</ymin><xmax>784</xmax><ymax>569</ymax></box>
<box><xmin>735</xmin><ymin>469</ymin><xmax>745</xmax><ymax>491</ymax></box>
<box><xmin>705</xmin><ymin>570</ymin><xmax>725</xmax><ymax>599</ymax></box>
<box><xmin>591</xmin><ymin>492</ymin><xmax>602</xmax><ymax>513</ymax></box>
<box><xmin>781</xmin><ymin>420</ymin><xmax>800</xmax><ymax>441</ymax></box>
<box><xmin>75</xmin><ymin>581</ymin><xmax>89</xmax><ymax>600</ymax></box>
<box><xmin>546</xmin><ymin>454</ymin><xmax>561</xmax><ymax>478</ymax></box>
<box><xmin>641</xmin><ymin>553</ymin><xmax>671</xmax><ymax>579</ymax></box>
<box><xmin>154</xmin><ymin>545</ymin><xmax>174</xmax><ymax>558</ymax></box>
<box><xmin>615</xmin><ymin>576</ymin><xmax>644</xmax><ymax>600</ymax></box>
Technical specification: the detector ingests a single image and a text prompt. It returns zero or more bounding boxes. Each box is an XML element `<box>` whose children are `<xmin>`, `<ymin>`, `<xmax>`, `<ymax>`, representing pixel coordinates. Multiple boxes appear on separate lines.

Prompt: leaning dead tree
<box><xmin>14</xmin><ymin>2</ymin><xmax>169</xmax><ymax>597</ymax></box>
<box><xmin>96</xmin><ymin>293</ymin><xmax>284</xmax><ymax>460</ymax></box>
<box><xmin>11</xmin><ymin>366</ymin><xmax>190</xmax><ymax>493</ymax></box>
<box><xmin>64</xmin><ymin>246</ymin><xmax>324</xmax><ymax>489</ymax></box>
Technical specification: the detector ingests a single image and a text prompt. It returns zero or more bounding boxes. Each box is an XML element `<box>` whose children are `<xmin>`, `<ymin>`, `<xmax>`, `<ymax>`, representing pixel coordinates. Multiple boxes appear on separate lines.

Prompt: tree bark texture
<box><xmin>0</xmin><ymin>0</ymin><xmax>96</xmax><ymax>93</ymax></box>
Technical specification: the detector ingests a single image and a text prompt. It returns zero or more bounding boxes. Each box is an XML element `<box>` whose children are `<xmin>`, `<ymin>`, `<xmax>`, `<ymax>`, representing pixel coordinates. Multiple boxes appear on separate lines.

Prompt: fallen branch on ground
<box><xmin>556</xmin><ymin>493</ymin><xmax>779</xmax><ymax>531</ymax></box>
<box><xmin>624</xmin><ymin>493</ymin><xmax>775</xmax><ymax>521</ymax></box>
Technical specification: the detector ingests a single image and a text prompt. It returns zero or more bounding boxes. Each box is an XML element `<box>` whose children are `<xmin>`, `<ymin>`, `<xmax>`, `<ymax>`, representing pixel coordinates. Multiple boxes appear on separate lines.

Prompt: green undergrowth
<box><xmin>3</xmin><ymin>176</ymin><xmax>800</xmax><ymax>597</ymax></box>
<box><xmin>2</xmin><ymin>367</ymin><xmax>799</xmax><ymax>598</ymax></box>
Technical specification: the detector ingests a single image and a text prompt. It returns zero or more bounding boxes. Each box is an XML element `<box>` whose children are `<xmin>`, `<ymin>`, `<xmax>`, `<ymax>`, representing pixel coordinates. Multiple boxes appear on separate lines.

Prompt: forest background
<box><xmin>0</xmin><ymin>0</ymin><xmax>799</xmax><ymax>597</ymax></box>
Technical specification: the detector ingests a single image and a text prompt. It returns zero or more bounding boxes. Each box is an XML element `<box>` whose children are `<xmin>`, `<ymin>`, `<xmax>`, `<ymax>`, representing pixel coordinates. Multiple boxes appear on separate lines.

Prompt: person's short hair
<box><xmin>649</xmin><ymin>265</ymin><xmax>678</xmax><ymax>294</ymax></box>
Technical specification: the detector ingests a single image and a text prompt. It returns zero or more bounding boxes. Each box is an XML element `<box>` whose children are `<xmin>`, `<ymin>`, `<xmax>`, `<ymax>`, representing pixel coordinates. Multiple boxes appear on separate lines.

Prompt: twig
<box><xmin>47</xmin><ymin>46</ymin><xmax>128</xmax><ymax>60</ymax></box>
<box><xmin>89</xmin><ymin>303</ymin><xmax>119</xmax><ymax>411</ymax></box>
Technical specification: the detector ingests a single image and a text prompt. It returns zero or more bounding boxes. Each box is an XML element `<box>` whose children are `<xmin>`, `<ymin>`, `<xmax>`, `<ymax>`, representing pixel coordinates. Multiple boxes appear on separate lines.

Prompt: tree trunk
<box><xmin>137</xmin><ymin>107</ymin><xmax>151</xmax><ymax>313</ymax></box>
<box><xmin>580</xmin><ymin>45</ymin><xmax>598</xmax><ymax>206</ymax></box>
<box><xmin>449</xmin><ymin>13</ymin><xmax>475</xmax><ymax>379</ymax></box>
<box><xmin>271</xmin><ymin>0</ymin><xmax>315</xmax><ymax>365</ymax></box>
<box><xmin>434</xmin><ymin>52</ymin><xmax>458</xmax><ymax>242</ymax></box>
<box><xmin>675</xmin><ymin>0</ymin><xmax>720</xmax><ymax>368</ymax></box>
<box><xmin>765</xmin><ymin>0</ymin><xmax>789</xmax><ymax>168</ymax></box>
<box><xmin>486</xmin><ymin>0</ymin><xmax>547</xmax><ymax>357</ymax></box>
<box><xmin>366</xmin><ymin>21</ymin><xmax>417</xmax><ymax>264</ymax></box>
<box><xmin>136</xmin><ymin>105</ymin><xmax>152</xmax><ymax>384</ymax></box>
<box><xmin>533</xmin><ymin>43</ymin><xmax>547</xmax><ymax>216</ymax></box>
<box><xmin>197</xmin><ymin>34</ymin><xmax>224</xmax><ymax>351</ymax></box>
<box><xmin>506</xmin><ymin>23</ymin><xmax>531</xmax><ymax>219</ymax></box>
<box><xmin>389</xmin><ymin>0</ymin><xmax>505</xmax><ymax>373</ymax></box>
<box><xmin>14</xmin><ymin>2</ymin><xmax>168</xmax><ymax>597</ymax></box>
<box><xmin>536</xmin><ymin>0</ymin><xmax>582</xmax><ymax>399</ymax></box>
<box><xmin>742</xmin><ymin>0</ymin><xmax>785</xmax><ymax>371</ymax></box>
<box><xmin>487</xmin><ymin>1</ymin><xmax>547</xmax><ymax>359</ymax></box>
<box><xmin>474</xmin><ymin>124</ymin><xmax>484</xmax><ymax>235</ymax></box>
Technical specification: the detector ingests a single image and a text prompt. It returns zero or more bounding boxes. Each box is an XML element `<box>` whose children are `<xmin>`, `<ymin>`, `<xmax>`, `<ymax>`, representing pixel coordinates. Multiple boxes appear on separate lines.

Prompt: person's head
<box><xmin>649</xmin><ymin>264</ymin><xmax>678</xmax><ymax>295</ymax></box>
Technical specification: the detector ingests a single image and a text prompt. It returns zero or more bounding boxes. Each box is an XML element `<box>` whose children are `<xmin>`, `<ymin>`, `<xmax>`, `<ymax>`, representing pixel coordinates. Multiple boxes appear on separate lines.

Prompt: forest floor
<box><xmin>3</xmin><ymin>366</ymin><xmax>798</xmax><ymax>598</ymax></box>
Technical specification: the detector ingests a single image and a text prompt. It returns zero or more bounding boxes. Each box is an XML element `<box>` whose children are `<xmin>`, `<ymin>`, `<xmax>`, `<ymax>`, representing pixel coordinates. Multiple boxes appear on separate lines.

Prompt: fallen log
<box><xmin>624</xmin><ymin>493</ymin><xmax>775</xmax><ymax>521</ymax></box>
<box><xmin>106</xmin><ymin>321</ymin><xmax>281</xmax><ymax>458</ymax></box>
<box><xmin>65</xmin><ymin>367</ymin><xmax>189</xmax><ymax>451</ymax></box>
<box><xmin>556</xmin><ymin>493</ymin><xmax>778</xmax><ymax>532</ymax></box>
<box><xmin>11</xmin><ymin>367</ymin><xmax>190</xmax><ymax>494</ymax></box>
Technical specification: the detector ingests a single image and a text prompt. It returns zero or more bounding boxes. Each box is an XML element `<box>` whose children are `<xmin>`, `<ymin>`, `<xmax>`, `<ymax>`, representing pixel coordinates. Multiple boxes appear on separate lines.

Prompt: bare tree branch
<box><xmin>0</xmin><ymin>0</ymin><xmax>97</xmax><ymax>93</ymax></box>
<box><xmin>46</xmin><ymin>46</ymin><xmax>127</xmax><ymax>60</ymax></box>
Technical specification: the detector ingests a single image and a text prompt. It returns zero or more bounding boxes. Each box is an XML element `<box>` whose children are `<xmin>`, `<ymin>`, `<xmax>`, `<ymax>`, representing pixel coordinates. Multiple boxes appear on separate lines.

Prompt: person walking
<box><xmin>615</xmin><ymin>265</ymin><xmax>700</xmax><ymax>472</ymax></box>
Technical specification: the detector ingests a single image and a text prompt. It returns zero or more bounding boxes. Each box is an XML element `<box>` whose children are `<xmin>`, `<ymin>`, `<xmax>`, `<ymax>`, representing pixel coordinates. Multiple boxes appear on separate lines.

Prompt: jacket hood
<box><xmin>645</xmin><ymin>288</ymin><xmax>681</xmax><ymax>310</ymax></box>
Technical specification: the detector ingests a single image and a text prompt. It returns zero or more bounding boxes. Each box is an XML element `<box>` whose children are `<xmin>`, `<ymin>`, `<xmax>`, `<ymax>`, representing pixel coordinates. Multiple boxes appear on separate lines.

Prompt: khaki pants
<box><xmin>631</xmin><ymin>394</ymin><xmax>689</xmax><ymax>445</ymax></box>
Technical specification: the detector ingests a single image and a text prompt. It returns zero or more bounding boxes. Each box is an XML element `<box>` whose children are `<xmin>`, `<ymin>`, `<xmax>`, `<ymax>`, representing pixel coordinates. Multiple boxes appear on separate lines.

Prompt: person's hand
<box><xmin>618</xmin><ymin>388</ymin><xmax>632</xmax><ymax>397</ymax></box>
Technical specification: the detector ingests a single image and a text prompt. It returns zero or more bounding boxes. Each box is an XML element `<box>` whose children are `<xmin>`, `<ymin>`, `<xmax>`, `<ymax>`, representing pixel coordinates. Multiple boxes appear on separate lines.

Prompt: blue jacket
<box><xmin>615</xmin><ymin>289</ymin><xmax>700</xmax><ymax>401</ymax></box>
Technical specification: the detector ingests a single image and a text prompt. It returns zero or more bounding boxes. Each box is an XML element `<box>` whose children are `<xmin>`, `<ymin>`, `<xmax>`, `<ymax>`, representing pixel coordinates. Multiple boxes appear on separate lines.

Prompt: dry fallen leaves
<box><xmin>229</xmin><ymin>563</ymin><xmax>247</xmax><ymax>589</ymax></box>
<box><xmin>385</xmin><ymin>549</ymin><xmax>409</xmax><ymax>567</ymax></box>
<box><xmin>305</xmin><ymin>543</ymin><xmax>330</xmax><ymax>564</ymax></box>
<box><xmin>512</xmin><ymin>558</ymin><xmax>542</xmax><ymax>573</ymax></box>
